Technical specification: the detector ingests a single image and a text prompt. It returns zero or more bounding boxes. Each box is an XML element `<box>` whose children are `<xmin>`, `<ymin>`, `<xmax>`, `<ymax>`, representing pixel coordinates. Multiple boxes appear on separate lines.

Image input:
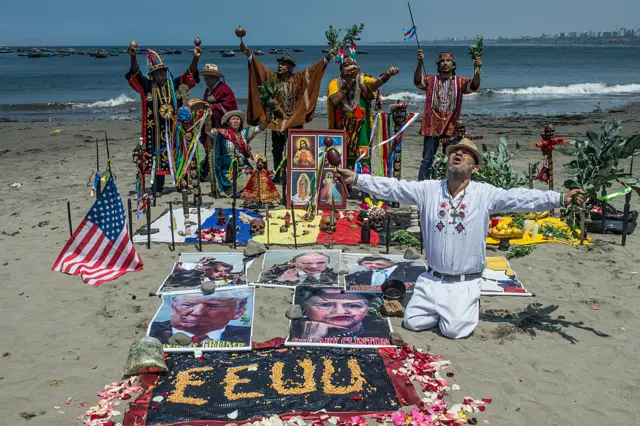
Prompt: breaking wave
<box><xmin>75</xmin><ymin>94</ymin><xmax>138</xmax><ymax>108</ymax></box>
<box><xmin>487</xmin><ymin>83</ymin><xmax>640</xmax><ymax>97</ymax></box>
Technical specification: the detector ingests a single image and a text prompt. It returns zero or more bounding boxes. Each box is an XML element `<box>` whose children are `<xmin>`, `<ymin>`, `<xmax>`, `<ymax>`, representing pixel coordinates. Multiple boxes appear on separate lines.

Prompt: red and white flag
<box><xmin>52</xmin><ymin>177</ymin><xmax>143</xmax><ymax>286</ymax></box>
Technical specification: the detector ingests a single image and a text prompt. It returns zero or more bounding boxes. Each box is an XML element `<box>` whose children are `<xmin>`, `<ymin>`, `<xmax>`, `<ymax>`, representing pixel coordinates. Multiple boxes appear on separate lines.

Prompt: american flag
<box><xmin>52</xmin><ymin>177</ymin><xmax>143</xmax><ymax>286</ymax></box>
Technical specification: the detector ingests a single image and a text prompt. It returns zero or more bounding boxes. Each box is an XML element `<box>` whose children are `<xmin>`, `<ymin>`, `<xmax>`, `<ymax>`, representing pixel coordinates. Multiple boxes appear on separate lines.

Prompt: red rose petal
<box><xmin>122</xmin><ymin>394</ymin><xmax>131</xmax><ymax>400</ymax></box>
<box><xmin>161</xmin><ymin>392</ymin><xmax>169</xmax><ymax>397</ymax></box>
<box><xmin>91</xmin><ymin>365</ymin><xmax>98</xmax><ymax>370</ymax></box>
<box><xmin>199</xmin><ymin>356</ymin><xmax>206</xmax><ymax>361</ymax></box>
<box><xmin>151</xmin><ymin>404</ymin><xmax>160</xmax><ymax>410</ymax></box>
<box><xmin>482</xmin><ymin>398</ymin><xmax>492</xmax><ymax>404</ymax></box>
<box><xmin>352</xmin><ymin>395</ymin><xmax>362</xmax><ymax>401</ymax></box>
<box><xmin>446</xmin><ymin>372</ymin><xmax>454</xmax><ymax>377</ymax></box>
<box><xmin>478</xmin><ymin>406</ymin><xmax>486</xmax><ymax>412</ymax></box>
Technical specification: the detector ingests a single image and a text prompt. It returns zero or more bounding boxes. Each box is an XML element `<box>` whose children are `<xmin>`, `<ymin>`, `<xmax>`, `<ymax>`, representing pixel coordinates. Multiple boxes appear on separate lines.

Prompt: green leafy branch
<box><xmin>325</xmin><ymin>23</ymin><xmax>365</xmax><ymax>50</ymax></box>
<box><xmin>468</xmin><ymin>35</ymin><xmax>484</xmax><ymax>62</ymax></box>
<box><xmin>259</xmin><ymin>75</ymin><xmax>282</xmax><ymax>125</ymax></box>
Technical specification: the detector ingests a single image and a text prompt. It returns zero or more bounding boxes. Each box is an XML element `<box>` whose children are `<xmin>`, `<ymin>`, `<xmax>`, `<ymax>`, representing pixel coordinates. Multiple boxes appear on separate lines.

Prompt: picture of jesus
<box><xmin>292</xmin><ymin>136</ymin><xmax>316</xmax><ymax>169</ymax></box>
<box><xmin>318</xmin><ymin>171</ymin><xmax>343</xmax><ymax>205</ymax></box>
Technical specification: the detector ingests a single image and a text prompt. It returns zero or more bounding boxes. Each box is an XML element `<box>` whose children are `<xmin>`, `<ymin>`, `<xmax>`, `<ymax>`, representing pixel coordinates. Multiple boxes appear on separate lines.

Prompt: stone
<box><xmin>201</xmin><ymin>282</ymin><xmax>216</xmax><ymax>294</ymax></box>
<box><xmin>168</xmin><ymin>332</ymin><xmax>192</xmax><ymax>346</ymax></box>
<box><xmin>244</xmin><ymin>240</ymin><xmax>267</xmax><ymax>257</ymax></box>
<box><xmin>410</xmin><ymin>219</ymin><xmax>419</xmax><ymax>226</ymax></box>
<box><xmin>336</xmin><ymin>263</ymin><xmax>350</xmax><ymax>275</ymax></box>
<box><xmin>381</xmin><ymin>300</ymin><xmax>405</xmax><ymax>317</ymax></box>
<box><xmin>285</xmin><ymin>305</ymin><xmax>303</xmax><ymax>320</ymax></box>
<box><xmin>403</xmin><ymin>247</ymin><xmax>421</xmax><ymax>260</ymax></box>
<box><xmin>406</xmin><ymin>226</ymin><xmax>421</xmax><ymax>234</ymax></box>
<box><xmin>388</xmin><ymin>331</ymin><xmax>405</xmax><ymax>346</ymax></box>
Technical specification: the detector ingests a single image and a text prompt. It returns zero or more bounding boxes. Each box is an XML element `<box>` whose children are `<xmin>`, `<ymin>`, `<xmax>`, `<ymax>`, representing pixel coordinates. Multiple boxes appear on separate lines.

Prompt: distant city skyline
<box><xmin>1</xmin><ymin>0</ymin><xmax>640</xmax><ymax>46</ymax></box>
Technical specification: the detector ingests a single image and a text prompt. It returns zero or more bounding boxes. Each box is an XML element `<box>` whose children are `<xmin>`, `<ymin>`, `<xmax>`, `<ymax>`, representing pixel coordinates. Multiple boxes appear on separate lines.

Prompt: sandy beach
<box><xmin>1</xmin><ymin>104</ymin><xmax>639</xmax><ymax>425</ymax></box>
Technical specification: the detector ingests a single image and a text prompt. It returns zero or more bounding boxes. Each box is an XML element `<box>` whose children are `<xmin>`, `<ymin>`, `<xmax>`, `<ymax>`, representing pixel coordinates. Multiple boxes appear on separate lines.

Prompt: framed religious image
<box><xmin>256</xmin><ymin>249</ymin><xmax>342</xmax><ymax>288</ymax></box>
<box><xmin>147</xmin><ymin>287</ymin><xmax>255</xmax><ymax>352</ymax></box>
<box><xmin>341</xmin><ymin>253</ymin><xmax>427</xmax><ymax>293</ymax></box>
<box><xmin>287</xmin><ymin>129</ymin><xmax>346</xmax><ymax>210</ymax></box>
<box><xmin>156</xmin><ymin>253</ymin><xmax>248</xmax><ymax>294</ymax></box>
<box><xmin>290</xmin><ymin>171</ymin><xmax>316</xmax><ymax>207</ymax></box>
<box><xmin>285</xmin><ymin>286</ymin><xmax>394</xmax><ymax>348</ymax></box>
<box><xmin>290</xmin><ymin>135</ymin><xmax>317</xmax><ymax>169</ymax></box>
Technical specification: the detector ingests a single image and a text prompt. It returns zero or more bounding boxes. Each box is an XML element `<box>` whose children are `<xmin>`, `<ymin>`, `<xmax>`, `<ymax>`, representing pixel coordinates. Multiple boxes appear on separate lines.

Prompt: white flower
<box><xmin>227</xmin><ymin>410</ymin><xmax>239</xmax><ymax>420</ymax></box>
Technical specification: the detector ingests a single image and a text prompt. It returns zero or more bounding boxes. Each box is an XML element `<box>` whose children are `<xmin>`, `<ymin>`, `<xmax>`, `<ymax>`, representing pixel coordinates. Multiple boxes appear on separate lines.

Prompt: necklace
<box><xmin>278</xmin><ymin>77</ymin><xmax>296</xmax><ymax>116</ymax></box>
<box><xmin>433</xmin><ymin>76</ymin><xmax>456</xmax><ymax>111</ymax></box>
<box><xmin>447</xmin><ymin>187</ymin><xmax>467</xmax><ymax>222</ymax></box>
<box><xmin>338</xmin><ymin>75</ymin><xmax>361</xmax><ymax>112</ymax></box>
<box><xmin>155</xmin><ymin>83</ymin><xmax>174</xmax><ymax>119</ymax></box>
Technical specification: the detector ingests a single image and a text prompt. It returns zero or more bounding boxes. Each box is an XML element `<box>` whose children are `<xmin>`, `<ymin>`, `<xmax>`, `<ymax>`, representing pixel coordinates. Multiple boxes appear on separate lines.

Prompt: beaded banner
<box><xmin>141</xmin><ymin>347</ymin><xmax>409</xmax><ymax>424</ymax></box>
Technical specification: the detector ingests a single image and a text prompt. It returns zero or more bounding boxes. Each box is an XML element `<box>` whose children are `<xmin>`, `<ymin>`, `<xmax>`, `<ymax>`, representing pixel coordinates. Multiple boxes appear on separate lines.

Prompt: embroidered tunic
<box><xmin>355</xmin><ymin>176</ymin><xmax>562</xmax><ymax>275</ymax></box>
<box><xmin>416</xmin><ymin>75</ymin><xmax>474</xmax><ymax>137</ymax></box>
<box><xmin>126</xmin><ymin>68</ymin><xmax>199</xmax><ymax>175</ymax></box>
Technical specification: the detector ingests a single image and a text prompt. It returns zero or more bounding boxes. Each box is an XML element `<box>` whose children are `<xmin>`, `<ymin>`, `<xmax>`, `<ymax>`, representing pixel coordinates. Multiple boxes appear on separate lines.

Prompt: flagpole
<box><xmin>407</xmin><ymin>1</ymin><xmax>427</xmax><ymax>76</ymax></box>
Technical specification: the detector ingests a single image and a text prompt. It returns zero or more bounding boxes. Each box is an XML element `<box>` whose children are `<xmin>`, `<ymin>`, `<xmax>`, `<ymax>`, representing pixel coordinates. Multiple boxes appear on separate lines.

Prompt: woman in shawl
<box><xmin>208</xmin><ymin>110</ymin><xmax>268</xmax><ymax>197</ymax></box>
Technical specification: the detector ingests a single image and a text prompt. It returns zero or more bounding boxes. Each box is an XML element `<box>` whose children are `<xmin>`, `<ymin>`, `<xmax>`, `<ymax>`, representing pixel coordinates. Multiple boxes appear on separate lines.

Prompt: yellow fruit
<box><xmin>510</xmin><ymin>227</ymin><xmax>520</xmax><ymax>234</ymax></box>
<box><xmin>499</xmin><ymin>229</ymin><xmax>508</xmax><ymax>236</ymax></box>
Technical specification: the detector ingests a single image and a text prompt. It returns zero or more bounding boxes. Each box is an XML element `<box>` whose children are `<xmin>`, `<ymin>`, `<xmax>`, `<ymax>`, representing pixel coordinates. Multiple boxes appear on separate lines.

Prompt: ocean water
<box><xmin>1</xmin><ymin>44</ymin><xmax>640</xmax><ymax>121</ymax></box>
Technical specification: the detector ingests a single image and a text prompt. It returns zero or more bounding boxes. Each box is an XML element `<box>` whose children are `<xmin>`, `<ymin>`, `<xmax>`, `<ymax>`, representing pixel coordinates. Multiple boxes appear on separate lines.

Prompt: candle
<box><xmin>523</xmin><ymin>219</ymin><xmax>532</xmax><ymax>233</ymax></box>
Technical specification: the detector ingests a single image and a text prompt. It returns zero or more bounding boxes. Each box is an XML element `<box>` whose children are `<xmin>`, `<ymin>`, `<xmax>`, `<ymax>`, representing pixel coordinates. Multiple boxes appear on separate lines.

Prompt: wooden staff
<box><xmin>232</xmin><ymin>157</ymin><xmax>238</xmax><ymax>249</ymax></box>
<box><xmin>330</xmin><ymin>197</ymin><xmax>335</xmax><ymax>249</ymax></box>
<box><xmin>266</xmin><ymin>203</ymin><xmax>270</xmax><ymax>247</ymax></box>
<box><xmin>67</xmin><ymin>201</ymin><xmax>73</xmax><ymax>237</ymax></box>
<box><xmin>169</xmin><ymin>201</ymin><xmax>175</xmax><ymax>251</ymax></box>
<box><xmin>418</xmin><ymin>213</ymin><xmax>424</xmax><ymax>254</ymax></box>
<box><xmin>385</xmin><ymin>213</ymin><xmax>391</xmax><ymax>254</ymax></box>
<box><xmin>104</xmin><ymin>131</ymin><xmax>111</xmax><ymax>166</ymax></box>
<box><xmin>95</xmin><ymin>137</ymin><xmax>101</xmax><ymax>198</ymax></box>
<box><xmin>197</xmin><ymin>202</ymin><xmax>203</xmax><ymax>252</ymax></box>
<box><xmin>146</xmin><ymin>200</ymin><xmax>151</xmax><ymax>249</ymax></box>
<box><xmin>622</xmin><ymin>158</ymin><xmax>634</xmax><ymax>246</ymax></box>
<box><xmin>127</xmin><ymin>199</ymin><xmax>133</xmax><ymax>239</ymax></box>
<box><xmin>407</xmin><ymin>1</ymin><xmax>427</xmax><ymax>76</ymax></box>
<box><xmin>291</xmin><ymin>205</ymin><xmax>298</xmax><ymax>249</ymax></box>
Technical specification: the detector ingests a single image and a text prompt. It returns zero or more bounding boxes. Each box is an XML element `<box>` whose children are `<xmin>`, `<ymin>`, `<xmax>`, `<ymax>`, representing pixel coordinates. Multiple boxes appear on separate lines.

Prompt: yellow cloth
<box><xmin>485</xmin><ymin>256</ymin><xmax>516</xmax><ymax>281</ymax></box>
<box><xmin>326</xmin><ymin>74</ymin><xmax>376</xmax><ymax>129</ymax></box>
<box><xmin>252</xmin><ymin>209</ymin><xmax>322</xmax><ymax>245</ymax></box>
<box><xmin>486</xmin><ymin>217</ymin><xmax>592</xmax><ymax>246</ymax></box>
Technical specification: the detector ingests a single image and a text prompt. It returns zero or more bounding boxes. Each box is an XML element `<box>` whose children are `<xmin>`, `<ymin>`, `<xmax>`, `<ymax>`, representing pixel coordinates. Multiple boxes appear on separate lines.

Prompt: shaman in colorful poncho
<box><xmin>127</xmin><ymin>47</ymin><xmax>200</xmax><ymax>193</ymax></box>
<box><xmin>328</xmin><ymin>53</ymin><xmax>399</xmax><ymax>170</ymax></box>
<box><xmin>208</xmin><ymin>110</ymin><xmax>266</xmax><ymax>197</ymax></box>
<box><xmin>414</xmin><ymin>51</ymin><xmax>481</xmax><ymax>181</ymax></box>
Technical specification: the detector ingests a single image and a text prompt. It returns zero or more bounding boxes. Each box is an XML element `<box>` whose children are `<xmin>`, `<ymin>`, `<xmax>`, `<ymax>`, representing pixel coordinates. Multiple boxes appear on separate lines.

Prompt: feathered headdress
<box><xmin>146</xmin><ymin>50</ymin><xmax>167</xmax><ymax>74</ymax></box>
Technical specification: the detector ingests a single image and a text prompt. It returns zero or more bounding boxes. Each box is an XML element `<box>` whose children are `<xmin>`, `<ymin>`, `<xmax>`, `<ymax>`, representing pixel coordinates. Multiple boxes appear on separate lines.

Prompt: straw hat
<box><xmin>445</xmin><ymin>138</ymin><xmax>483</xmax><ymax>165</ymax></box>
<box><xmin>202</xmin><ymin>64</ymin><xmax>224</xmax><ymax>78</ymax></box>
<box><xmin>221</xmin><ymin>110</ymin><xmax>246</xmax><ymax>126</ymax></box>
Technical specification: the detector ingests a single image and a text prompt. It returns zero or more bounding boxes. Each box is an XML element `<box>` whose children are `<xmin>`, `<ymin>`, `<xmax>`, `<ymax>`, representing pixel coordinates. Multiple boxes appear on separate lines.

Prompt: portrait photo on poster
<box><xmin>291</xmin><ymin>135</ymin><xmax>317</xmax><ymax>169</ymax></box>
<box><xmin>290</xmin><ymin>171</ymin><xmax>316</xmax><ymax>207</ymax></box>
<box><xmin>341</xmin><ymin>253</ymin><xmax>427</xmax><ymax>293</ymax></box>
<box><xmin>147</xmin><ymin>287</ymin><xmax>255</xmax><ymax>352</ymax></box>
<box><xmin>286</xmin><ymin>286</ymin><xmax>393</xmax><ymax>348</ymax></box>
<box><xmin>257</xmin><ymin>249</ymin><xmax>342</xmax><ymax>287</ymax></box>
<box><xmin>156</xmin><ymin>253</ymin><xmax>248</xmax><ymax>294</ymax></box>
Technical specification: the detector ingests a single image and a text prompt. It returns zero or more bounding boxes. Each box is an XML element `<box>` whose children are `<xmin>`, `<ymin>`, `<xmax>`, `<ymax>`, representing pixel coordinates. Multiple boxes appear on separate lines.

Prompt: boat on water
<box><xmin>359</xmin><ymin>50</ymin><xmax>370</xmax><ymax>54</ymax></box>
<box><xmin>27</xmin><ymin>52</ymin><xmax>57</xmax><ymax>58</ymax></box>
<box><xmin>254</xmin><ymin>49</ymin><xmax>265</xmax><ymax>55</ymax></box>
<box><xmin>269</xmin><ymin>48</ymin><xmax>283</xmax><ymax>54</ymax></box>
<box><xmin>220</xmin><ymin>50</ymin><xmax>236</xmax><ymax>57</ymax></box>
<box><xmin>322</xmin><ymin>49</ymin><xmax>329</xmax><ymax>53</ymax></box>
<box><xmin>293</xmin><ymin>48</ymin><xmax>304</xmax><ymax>52</ymax></box>
<box><xmin>93</xmin><ymin>52</ymin><xmax>109</xmax><ymax>59</ymax></box>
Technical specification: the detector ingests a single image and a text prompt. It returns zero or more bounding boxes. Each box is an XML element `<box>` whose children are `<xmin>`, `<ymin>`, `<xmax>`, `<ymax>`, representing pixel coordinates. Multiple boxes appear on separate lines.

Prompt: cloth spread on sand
<box><xmin>486</xmin><ymin>217</ymin><xmax>592</xmax><ymax>246</ymax></box>
<box><xmin>316</xmin><ymin>211</ymin><xmax>380</xmax><ymax>246</ymax></box>
<box><xmin>246</xmin><ymin>56</ymin><xmax>327</xmax><ymax>132</ymax></box>
<box><xmin>252</xmin><ymin>209</ymin><xmax>322</xmax><ymax>245</ymax></box>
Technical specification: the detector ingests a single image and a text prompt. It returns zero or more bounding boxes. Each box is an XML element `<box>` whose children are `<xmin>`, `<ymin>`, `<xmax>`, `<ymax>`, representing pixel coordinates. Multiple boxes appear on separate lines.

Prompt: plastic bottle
<box><xmin>361</xmin><ymin>218</ymin><xmax>371</xmax><ymax>244</ymax></box>
<box><xmin>532</xmin><ymin>222</ymin><xmax>540</xmax><ymax>239</ymax></box>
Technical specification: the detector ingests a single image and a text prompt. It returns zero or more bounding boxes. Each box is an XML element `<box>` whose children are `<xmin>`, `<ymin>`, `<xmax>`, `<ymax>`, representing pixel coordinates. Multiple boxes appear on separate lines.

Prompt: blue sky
<box><xmin>1</xmin><ymin>0</ymin><xmax>639</xmax><ymax>46</ymax></box>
